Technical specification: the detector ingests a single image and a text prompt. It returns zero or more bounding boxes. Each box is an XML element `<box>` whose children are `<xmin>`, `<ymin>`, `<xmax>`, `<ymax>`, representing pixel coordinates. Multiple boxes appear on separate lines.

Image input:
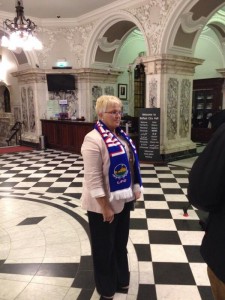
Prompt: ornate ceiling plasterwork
<box><xmin>97</xmin><ymin>37</ymin><xmax>121</xmax><ymax>52</ymax></box>
<box><xmin>127</xmin><ymin>0</ymin><xmax>176</xmax><ymax>55</ymax></box>
<box><xmin>36</xmin><ymin>22</ymin><xmax>94</xmax><ymax>68</ymax></box>
<box><xmin>180</xmin><ymin>12</ymin><xmax>206</xmax><ymax>34</ymax></box>
<box><xmin>168</xmin><ymin>1</ymin><xmax>225</xmax><ymax>54</ymax></box>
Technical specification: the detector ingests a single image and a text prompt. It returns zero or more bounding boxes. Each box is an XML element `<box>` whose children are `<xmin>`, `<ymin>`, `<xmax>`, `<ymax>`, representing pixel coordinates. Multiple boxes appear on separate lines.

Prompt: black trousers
<box><xmin>88</xmin><ymin>203</ymin><xmax>131</xmax><ymax>297</ymax></box>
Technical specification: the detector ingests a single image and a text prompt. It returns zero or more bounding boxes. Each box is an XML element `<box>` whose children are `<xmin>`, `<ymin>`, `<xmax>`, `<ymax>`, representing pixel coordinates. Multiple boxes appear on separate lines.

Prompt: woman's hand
<box><xmin>102</xmin><ymin>205</ymin><xmax>114</xmax><ymax>223</ymax></box>
<box><xmin>96</xmin><ymin>196</ymin><xmax>114</xmax><ymax>223</ymax></box>
<box><xmin>134</xmin><ymin>191</ymin><xmax>141</xmax><ymax>200</ymax></box>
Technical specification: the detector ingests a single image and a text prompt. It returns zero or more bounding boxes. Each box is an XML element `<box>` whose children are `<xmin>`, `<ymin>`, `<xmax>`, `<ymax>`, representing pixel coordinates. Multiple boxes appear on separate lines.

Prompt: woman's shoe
<box><xmin>116</xmin><ymin>286</ymin><xmax>129</xmax><ymax>293</ymax></box>
<box><xmin>100</xmin><ymin>295</ymin><xmax>114</xmax><ymax>300</ymax></box>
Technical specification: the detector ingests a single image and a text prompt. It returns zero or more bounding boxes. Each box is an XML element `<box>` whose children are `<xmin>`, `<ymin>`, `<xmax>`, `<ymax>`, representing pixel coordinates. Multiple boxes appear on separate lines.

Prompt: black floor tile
<box><xmin>143</xmin><ymin>182</ymin><xmax>161</xmax><ymax>188</ymax></box>
<box><xmin>130</xmin><ymin>218</ymin><xmax>148</xmax><ymax>230</ymax></box>
<box><xmin>146</xmin><ymin>209</ymin><xmax>172</xmax><ymax>219</ymax></box>
<box><xmin>22</xmin><ymin>178</ymin><xmax>42</xmax><ymax>182</ymax></box>
<box><xmin>159</xmin><ymin>178</ymin><xmax>177</xmax><ymax>183</ymax></box>
<box><xmin>141</xmin><ymin>174</ymin><xmax>157</xmax><ymax>178</ymax></box>
<box><xmin>69</xmin><ymin>182</ymin><xmax>82</xmax><ymax>187</ymax></box>
<box><xmin>168</xmin><ymin>201</ymin><xmax>191</xmax><ymax>210</ymax></box>
<box><xmin>183</xmin><ymin>245</ymin><xmax>204</xmax><ymax>263</ymax></box>
<box><xmin>65</xmin><ymin>193</ymin><xmax>81</xmax><ymax>199</ymax></box>
<box><xmin>0</xmin><ymin>263</ymin><xmax>40</xmax><ymax>275</ymax></box>
<box><xmin>0</xmin><ymin>182</ymin><xmax>19</xmax><ymax>187</ymax></box>
<box><xmin>17</xmin><ymin>216</ymin><xmax>46</xmax><ymax>225</ymax></box>
<box><xmin>36</xmin><ymin>263</ymin><xmax>79</xmax><ymax>278</ymax></box>
<box><xmin>137</xmin><ymin>284</ymin><xmax>157</xmax><ymax>300</ymax></box>
<box><xmin>149</xmin><ymin>230</ymin><xmax>181</xmax><ymax>244</ymax></box>
<box><xmin>134</xmin><ymin>244</ymin><xmax>151</xmax><ymax>261</ymax></box>
<box><xmin>134</xmin><ymin>201</ymin><xmax>145</xmax><ymax>209</ymax></box>
<box><xmin>46</xmin><ymin>187</ymin><xmax>67</xmax><ymax>193</ymax></box>
<box><xmin>56</xmin><ymin>178</ymin><xmax>74</xmax><ymax>182</ymax></box>
<box><xmin>33</xmin><ymin>182</ymin><xmax>53</xmax><ymax>187</ymax></box>
<box><xmin>143</xmin><ymin>194</ymin><xmax>165</xmax><ymax>201</ymax></box>
<box><xmin>72</xmin><ymin>270</ymin><xmax>95</xmax><ymax>289</ymax></box>
<box><xmin>77</xmin><ymin>289</ymin><xmax>94</xmax><ymax>300</ymax></box>
<box><xmin>65</xmin><ymin>202</ymin><xmax>78</xmax><ymax>208</ymax></box>
<box><xmin>175</xmin><ymin>219</ymin><xmax>203</xmax><ymax>231</ymax></box>
<box><xmin>153</xmin><ymin>262</ymin><xmax>195</xmax><ymax>285</ymax></box>
<box><xmin>162</xmin><ymin>188</ymin><xmax>184</xmax><ymax>194</ymax></box>
<box><xmin>198</xmin><ymin>286</ymin><xmax>214</xmax><ymax>300</ymax></box>
<box><xmin>79</xmin><ymin>256</ymin><xmax>93</xmax><ymax>270</ymax></box>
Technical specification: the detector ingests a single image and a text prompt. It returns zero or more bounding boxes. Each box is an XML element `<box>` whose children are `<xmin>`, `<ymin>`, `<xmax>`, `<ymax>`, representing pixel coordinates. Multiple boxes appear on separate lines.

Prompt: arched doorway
<box><xmin>3</xmin><ymin>86</ymin><xmax>11</xmax><ymax>112</ymax></box>
<box><xmin>84</xmin><ymin>13</ymin><xmax>148</xmax><ymax>118</ymax></box>
<box><xmin>0</xmin><ymin>83</ymin><xmax>13</xmax><ymax>146</ymax></box>
<box><xmin>0</xmin><ymin>84</ymin><xmax>11</xmax><ymax>113</ymax></box>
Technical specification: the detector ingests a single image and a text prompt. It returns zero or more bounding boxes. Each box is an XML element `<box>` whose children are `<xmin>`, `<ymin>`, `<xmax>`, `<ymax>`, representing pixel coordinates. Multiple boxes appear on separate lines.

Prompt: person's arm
<box><xmin>82</xmin><ymin>134</ymin><xmax>114</xmax><ymax>222</ymax></box>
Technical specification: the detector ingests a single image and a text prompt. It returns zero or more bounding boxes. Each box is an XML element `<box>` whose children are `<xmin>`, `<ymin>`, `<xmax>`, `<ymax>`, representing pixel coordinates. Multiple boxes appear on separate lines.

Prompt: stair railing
<box><xmin>6</xmin><ymin>121</ymin><xmax>22</xmax><ymax>146</ymax></box>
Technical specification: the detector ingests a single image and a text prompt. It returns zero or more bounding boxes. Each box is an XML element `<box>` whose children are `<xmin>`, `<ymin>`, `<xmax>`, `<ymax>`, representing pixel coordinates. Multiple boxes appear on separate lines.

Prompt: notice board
<box><xmin>138</xmin><ymin>108</ymin><xmax>161</xmax><ymax>162</ymax></box>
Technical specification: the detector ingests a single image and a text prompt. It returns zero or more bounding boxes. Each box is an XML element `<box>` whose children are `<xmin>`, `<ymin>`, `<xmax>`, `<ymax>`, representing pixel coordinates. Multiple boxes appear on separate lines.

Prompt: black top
<box><xmin>188</xmin><ymin>123</ymin><xmax>225</xmax><ymax>283</ymax></box>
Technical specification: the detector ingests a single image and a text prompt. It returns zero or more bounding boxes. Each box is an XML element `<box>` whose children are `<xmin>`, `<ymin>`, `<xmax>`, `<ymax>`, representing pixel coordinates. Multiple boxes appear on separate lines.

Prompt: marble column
<box><xmin>142</xmin><ymin>54</ymin><xmax>204</xmax><ymax>160</ymax></box>
<box><xmin>12</xmin><ymin>69</ymin><xmax>48</xmax><ymax>144</ymax></box>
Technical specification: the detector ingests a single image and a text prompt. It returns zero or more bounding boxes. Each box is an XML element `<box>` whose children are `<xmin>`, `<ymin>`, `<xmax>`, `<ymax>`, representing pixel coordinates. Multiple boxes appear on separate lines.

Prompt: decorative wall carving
<box><xmin>15</xmin><ymin>73</ymin><xmax>46</xmax><ymax>84</ymax></box>
<box><xmin>179</xmin><ymin>79</ymin><xmax>191</xmax><ymax>138</ymax></box>
<box><xmin>28</xmin><ymin>87</ymin><xmax>36</xmax><ymax>133</ymax></box>
<box><xmin>149</xmin><ymin>78</ymin><xmax>157</xmax><ymax>107</ymax></box>
<box><xmin>0</xmin><ymin>118</ymin><xmax>11</xmax><ymax>146</ymax></box>
<box><xmin>37</xmin><ymin>23</ymin><xmax>94</xmax><ymax>68</ymax></box>
<box><xmin>21</xmin><ymin>86</ymin><xmax>36</xmax><ymax>134</ymax></box>
<box><xmin>167</xmin><ymin>78</ymin><xmax>178</xmax><ymax>140</ymax></box>
<box><xmin>14</xmin><ymin>106</ymin><xmax>21</xmax><ymax>122</ymax></box>
<box><xmin>104</xmin><ymin>86</ymin><xmax>115</xmax><ymax>96</ymax></box>
<box><xmin>128</xmin><ymin>0</ymin><xmax>176</xmax><ymax>54</ymax></box>
<box><xmin>92</xmin><ymin>85</ymin><xmax>103</xmax><ymax>120</ymax></box>
<box><xmin>21</xmin><ymin>87</ymin><xmax>28</xmax><ymax>133</ymax></box>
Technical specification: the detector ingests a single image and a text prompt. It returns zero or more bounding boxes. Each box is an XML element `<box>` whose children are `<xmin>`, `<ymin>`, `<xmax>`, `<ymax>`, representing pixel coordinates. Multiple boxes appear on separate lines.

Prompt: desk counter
<box><xmin>41</xmin><ymin>119</ymin><xmax>94</xmax><ymax>154</ymax></box>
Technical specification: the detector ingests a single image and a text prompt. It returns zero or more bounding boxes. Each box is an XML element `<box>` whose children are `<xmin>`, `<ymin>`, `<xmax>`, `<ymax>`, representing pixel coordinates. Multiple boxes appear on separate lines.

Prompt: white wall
<box><xmin>115</xmin><ymin>29</ymin><xmax>146</xmax><ymax>115</ymax></box>
<box><xmin>194</xmin><ymin>28</ymin><xmax>224</xmax><ymax>79</ymax></box>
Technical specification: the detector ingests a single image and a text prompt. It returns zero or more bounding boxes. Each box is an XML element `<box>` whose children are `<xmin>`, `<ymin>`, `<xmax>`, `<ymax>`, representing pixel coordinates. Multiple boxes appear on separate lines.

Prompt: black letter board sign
<box><xmin>138</xmin><ymin>108</ymin><xmax>161</xmax><ymax>162</ymax></box>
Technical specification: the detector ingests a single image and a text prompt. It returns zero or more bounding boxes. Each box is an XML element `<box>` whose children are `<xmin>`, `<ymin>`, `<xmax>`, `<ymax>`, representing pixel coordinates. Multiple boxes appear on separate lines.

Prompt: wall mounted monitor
<box><xmin>46</xmin><ymin>74</ymin><xmax>75</xmax><ymax>91</ymax></box>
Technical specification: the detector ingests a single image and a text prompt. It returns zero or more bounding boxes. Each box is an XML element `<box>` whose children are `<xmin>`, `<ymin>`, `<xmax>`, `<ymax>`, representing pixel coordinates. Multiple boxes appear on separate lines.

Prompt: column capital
<box><xmin>216</xmin><ymin>68</ymin><xmax>225</xmax><ymax>77</ymax></box>
<box><xmin>142</xmin><ymin>54</ymin><xmax>204</xmax><ymax>76</ymax></box>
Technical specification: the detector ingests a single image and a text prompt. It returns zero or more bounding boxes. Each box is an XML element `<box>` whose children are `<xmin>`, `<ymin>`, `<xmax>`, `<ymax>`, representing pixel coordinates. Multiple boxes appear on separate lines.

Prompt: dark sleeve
<box><xmin>188</xmin><ymin>123</ymin><xmax>225</xmax><ymax>212</ymax></box>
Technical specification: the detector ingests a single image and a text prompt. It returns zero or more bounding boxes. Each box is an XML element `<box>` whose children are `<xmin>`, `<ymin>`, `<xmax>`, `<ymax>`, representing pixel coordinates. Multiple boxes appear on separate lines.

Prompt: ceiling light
<box><xmin>1</xmin><ymin>0</ymin><xmax>42</xmax><ymax>51</ymax></box>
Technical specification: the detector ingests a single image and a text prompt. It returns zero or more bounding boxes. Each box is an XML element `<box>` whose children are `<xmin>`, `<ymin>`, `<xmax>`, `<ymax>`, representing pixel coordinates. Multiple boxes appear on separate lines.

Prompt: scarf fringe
<box><xmin>109</xmin><ymin>187</ymin><xmax>133</xmax><ymax>202</ymax></box>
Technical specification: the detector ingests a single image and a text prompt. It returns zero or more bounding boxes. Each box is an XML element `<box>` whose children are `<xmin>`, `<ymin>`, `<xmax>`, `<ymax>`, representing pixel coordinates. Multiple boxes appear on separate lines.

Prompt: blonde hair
<box><xmin>95</xmin><ymin>95</ymin><xmax>122</xmax><ymax>116</ymax></box>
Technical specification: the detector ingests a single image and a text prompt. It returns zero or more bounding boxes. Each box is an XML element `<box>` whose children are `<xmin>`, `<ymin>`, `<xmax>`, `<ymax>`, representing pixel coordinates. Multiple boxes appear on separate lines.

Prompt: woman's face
<box><xmin>101</xmin><ymin>102</ymin><xmax>122</xmax><ymax>132</ymax></box>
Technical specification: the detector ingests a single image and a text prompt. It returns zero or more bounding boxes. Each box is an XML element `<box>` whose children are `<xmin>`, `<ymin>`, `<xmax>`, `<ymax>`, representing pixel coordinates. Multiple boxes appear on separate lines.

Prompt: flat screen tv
<box><xmin>47</xmin><ymin>74</ymin><xmax>75</xmax><ymax>91</ymax></box>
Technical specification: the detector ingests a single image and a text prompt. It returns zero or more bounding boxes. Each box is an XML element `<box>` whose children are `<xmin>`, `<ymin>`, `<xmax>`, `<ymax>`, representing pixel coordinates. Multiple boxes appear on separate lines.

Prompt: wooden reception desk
<box><xmin>41</xmin><ymin>119</ymin><xmax>94</xmax><ymax>154</ymax></box>
<box><xmin>41</xmin><ymin>119</ymin><xmax>139</xmax><ymax>155</ymax></box>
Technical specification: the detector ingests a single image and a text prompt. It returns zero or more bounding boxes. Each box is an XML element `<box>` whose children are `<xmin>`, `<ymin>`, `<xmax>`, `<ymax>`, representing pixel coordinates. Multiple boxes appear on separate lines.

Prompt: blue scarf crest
<box><xmin>95</xmin><ymin>120</ymin><xmax>142</xmax><ymax>202</ymax></box>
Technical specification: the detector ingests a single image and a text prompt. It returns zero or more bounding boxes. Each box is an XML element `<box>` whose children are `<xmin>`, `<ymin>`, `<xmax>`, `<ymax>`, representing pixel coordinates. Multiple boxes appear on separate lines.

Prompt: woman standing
<box><xmin>81</xmin><ymin>95</ymin><xmax>143</xmax><ymax>299</ymax></box>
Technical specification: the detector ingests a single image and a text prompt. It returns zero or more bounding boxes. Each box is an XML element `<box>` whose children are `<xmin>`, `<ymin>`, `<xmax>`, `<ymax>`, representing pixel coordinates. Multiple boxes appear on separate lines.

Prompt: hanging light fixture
<box><xmin>1</xmin><ymin>0</ymin><xmax>43</xmax><ymax>51</ymax></box>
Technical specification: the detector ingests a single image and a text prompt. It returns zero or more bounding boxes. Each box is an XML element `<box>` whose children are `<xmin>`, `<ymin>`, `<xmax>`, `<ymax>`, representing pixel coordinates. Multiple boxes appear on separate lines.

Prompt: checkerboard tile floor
<box><xmin>0</xmin><ymin>149</ymin><xmax>213</xmax><ymax>300</ymax></box>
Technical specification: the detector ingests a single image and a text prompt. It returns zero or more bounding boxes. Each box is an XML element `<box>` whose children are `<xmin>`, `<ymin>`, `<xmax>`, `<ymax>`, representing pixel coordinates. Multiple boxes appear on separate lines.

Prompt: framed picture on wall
<box><xmin>118</xmin><ymin>84</ymin><xmax>127</xmax><ymax>100</ymax></box>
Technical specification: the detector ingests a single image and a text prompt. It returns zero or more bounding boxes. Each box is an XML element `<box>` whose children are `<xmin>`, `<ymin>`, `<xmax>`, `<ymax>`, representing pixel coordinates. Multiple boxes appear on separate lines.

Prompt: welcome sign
<box><xmin>138</xmin><ymin>108</ymin><xmax>161</xmax><ymax>162</ymax></box>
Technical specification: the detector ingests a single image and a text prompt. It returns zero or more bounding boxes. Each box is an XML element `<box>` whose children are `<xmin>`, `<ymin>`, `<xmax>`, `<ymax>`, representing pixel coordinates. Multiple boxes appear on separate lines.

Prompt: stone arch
<box><xmin>84</xmin><ymin>10</ymin><xmax>149</xmax><ymax>68</ymax></box>
<box><xmin>160</xmin><ymin>0</ymin><xmax>225</xmax><ymax>56</ymax></box>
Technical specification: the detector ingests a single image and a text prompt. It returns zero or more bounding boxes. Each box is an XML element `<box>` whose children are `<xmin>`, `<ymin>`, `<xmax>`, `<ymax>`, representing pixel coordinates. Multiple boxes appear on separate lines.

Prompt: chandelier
<box><xmin>1</xmin><ymin>0</ymin><xmax>43</xmax><ymax>51</ymax></box>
